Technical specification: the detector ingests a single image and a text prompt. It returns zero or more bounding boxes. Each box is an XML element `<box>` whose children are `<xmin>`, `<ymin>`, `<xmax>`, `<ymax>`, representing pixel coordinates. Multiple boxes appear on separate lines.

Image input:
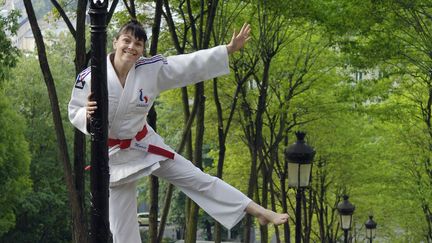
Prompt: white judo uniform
<box><xmin>68</xmin><ymin>45</ymin><xmax>252</xmax><ymax>243</ymax></box>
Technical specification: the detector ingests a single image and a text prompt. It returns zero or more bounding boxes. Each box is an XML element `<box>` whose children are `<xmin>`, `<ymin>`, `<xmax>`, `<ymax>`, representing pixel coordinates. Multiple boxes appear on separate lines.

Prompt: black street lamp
<box><xmin>88</xmin><ymin>0</ymin><xmax>110</xmax><ymax>242</ymax></box>
<box><xmin>337</xmin><ymin>195</ymin><xmax>355</xmax><ymax>243</ymax></box>
<box><xmin>365</xmin><ymin>215</ymin><xmax>377</xmax><ymax>243</ymax></box>
<box><xmin>285</xmin><ymin>132</ymin><xmax>316</xmax><ymax>243</ymax></box>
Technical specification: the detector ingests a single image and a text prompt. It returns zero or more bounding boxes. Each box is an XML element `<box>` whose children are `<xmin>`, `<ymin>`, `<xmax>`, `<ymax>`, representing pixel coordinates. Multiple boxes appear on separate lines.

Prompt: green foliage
<box><xmin>314</xmin><ymin>2</ymin><xmax>432</xmax><ymax>240</ymax></box>
<box><xmin>0</xmin><ymin>10</ymin><xmax>20</xmax><ymax>81</ymax></box>
<box><xmin>0</xmin><ymin>31</ymin><xmax>75</xmax><ymax>241</ymax></box>
<box><xmin>0</xmin><ymin>7</ymin><xmax>31</xmax><ymax>238</ymax></box>
<box><xmin>1</xmin><ymin>0</ymin><xmax>430</xmax><ymax>241</ymax></box>
<box><xmin>0</xmin><ymin>91</ymin><xmax>31</xmax><ymax>236</ymax></box>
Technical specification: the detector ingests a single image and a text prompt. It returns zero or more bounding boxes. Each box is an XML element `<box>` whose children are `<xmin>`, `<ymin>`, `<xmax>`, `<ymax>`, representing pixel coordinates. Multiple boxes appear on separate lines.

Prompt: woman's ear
<box><xmin>112</xmin><ymin>39</ymin><xmax>117</xmax><ymax>50</ymax></box>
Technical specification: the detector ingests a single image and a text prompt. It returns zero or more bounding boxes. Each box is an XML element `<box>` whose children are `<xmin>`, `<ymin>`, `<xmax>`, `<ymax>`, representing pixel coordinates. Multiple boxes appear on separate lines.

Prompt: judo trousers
<box><xmin>109</xmin><ymin>153</ymin><xmax>252</xmax><ymax>243</ymax></box>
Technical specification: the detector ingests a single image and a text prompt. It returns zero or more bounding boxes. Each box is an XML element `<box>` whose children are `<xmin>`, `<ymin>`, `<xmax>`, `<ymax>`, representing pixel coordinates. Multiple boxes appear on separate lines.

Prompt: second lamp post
<box><xmin>337</xmin><ymin>195</ymin><xmax>356</xmax><ymax>243</ymax></box>
<box><xmin>285</xmin><ymin>132</ymin><xmax>316</xmax><ymax>243</ymax></box>
<box><xmin>365</xmin><ymin>215</ymin><xmax>377</xmax><ymax>243</ymax></box>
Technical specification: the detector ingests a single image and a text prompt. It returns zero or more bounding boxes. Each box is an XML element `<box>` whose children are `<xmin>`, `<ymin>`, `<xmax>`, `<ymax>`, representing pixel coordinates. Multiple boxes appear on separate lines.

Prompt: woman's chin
<box><xmin>122</xmin><ymin>56</ymin><xmax>139</xmax><ymax>63</ymax></box>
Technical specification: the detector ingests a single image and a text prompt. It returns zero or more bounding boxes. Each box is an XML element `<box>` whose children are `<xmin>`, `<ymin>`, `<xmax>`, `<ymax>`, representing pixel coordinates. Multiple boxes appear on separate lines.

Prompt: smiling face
<box><xmin>113</xmin><ymin>32</ymin><xmax>145</xmax><ymax>65</ymax></box>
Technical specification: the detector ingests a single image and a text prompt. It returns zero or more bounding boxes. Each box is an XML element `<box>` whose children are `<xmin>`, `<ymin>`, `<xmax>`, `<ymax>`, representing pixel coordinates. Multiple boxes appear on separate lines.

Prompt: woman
<box><xmin>69</xmin><ymin>20</ymin><xmax>288</xmax><ymax>243</ymax></box>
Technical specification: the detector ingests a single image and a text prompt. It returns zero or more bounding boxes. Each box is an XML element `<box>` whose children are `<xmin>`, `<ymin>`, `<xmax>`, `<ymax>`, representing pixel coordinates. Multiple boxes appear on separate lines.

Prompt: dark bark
<box><xmin>185</xmin><ymin>85</ymin><xmax>205</xmax><ymax>243</ymax></box>
<box><xmin>122</xmin><ymin>0</ymin><xmax>137</xmax><ymax>19</ymax></box>
<box><xmin>255</xmin><ymin>63</ymin><xmax>270</xmax><ymax>147</ymax></box>
<box><xmin>212</xmin><ymin>76</ymin><xmax>226</xmax><ymax>243</ymax></box>
<box><xmin>239</xmin><ymin>80</ymin><xmax>257</xmax><ymax>243</ymax></box>
<box><xmin>47</xmin><ymin>1</ymin><xmax>90</xmax><ymax>242</ymax></box>
<box><xmin>148</xmin><ymin>175</ymin><xmax>159</xmax><ymax>243</ymax></box>
<box><xmin>242</xmin><ymin>59</ymin><xmax>271</xmax><ymax>242</ymax></box>
<box><xmin>50</xmin><ymin>0</ymin><xmax>76</xmax><ymax>39</ymax></box>
<box><xmin>158</xmin><ymin>92</ymin><xmax>199</xmax><ymax>241</ymax></box>
<box><xmin>23</xmin><ymin>1</ymin><xmax>86</xmax><ymax>242</ymax></box>
<box><xmin>238</xmin><ymin>5</ymin><xmax>285</xmax><ymax>235</ymax></box>
<box><xmin>26</xmin><ymin>0</ymin><xmax>120</xmax><ymax>241</ymax></box>
<box><xmin>314</xmin><ymin>171</ymin><xmax>342</xmax><ymax>243</ymax></box>
<box><xmin>179</xmin><ymin>0</ymin><xmax>219</xmax><ymax>240</ymax></box>
<box><xmin>146</xmin><ymin>1</ymin><xmax>164</xmax><ymax>242</ymax></box>
<box><xmin>181</xmin><ymin>88</ymin><xmax>194</xmax><ymax>158</ymax></box>
<box><xmin>156</xmin><ymin>2</ymin><xmax>190</xmax><ymax>242</ymax></box>
<box><xmin>205</xmin><ymin>220</ymin><xmax>212</xmax><ymax>240</ymax></box>
<box><xmin>259</xmin><ymin>161</ymin><xmax>269</xmax><ymax>242</ymax></box>
<box><xmin>161</xmin><ymin>1</ymin><xmax>220</xmax><ymax>241</ymax></box>
<box><xmin>107</xmin><ymin>0</ymin><xmax>120</xmax><ymax>25</ymax></box>
<box><xmin>73</xmin><ymin>1</ymin><xmax>90</xmax><ymax>242</ymax></box>
<box><xmin>269</xmin><ymin>174</ymin><xmax>281</xmax><ymax>243</ymax></box>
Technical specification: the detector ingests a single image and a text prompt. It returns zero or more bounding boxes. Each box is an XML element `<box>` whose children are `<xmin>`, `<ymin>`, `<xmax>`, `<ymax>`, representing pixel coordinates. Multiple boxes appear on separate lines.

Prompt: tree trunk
<box><xmin>239</xmin><ymin>81</ymin><xmax>258</xmax><ymax>242</ymax></box>
<box><xmin>26</xmin><ymin>0</ymin><xmax>121</xmax><ymax>241</ymax></box>
<box><xmin>213</xmin><ymin>77</ymin><xmax>226</xmax><ymax>242</ymax></box>
<box><xmin>157</xmin><ymin>1</ymin><xmax>192</xmax><ymax>241</ymax></box>
<box><xmin>259</xmin><ymin>162</ymin><xmax>269</xmax><ymax>243</ymax></box>
<box><xmin>148</xmin><ymin>175</ymin><xmax>159</xmax><ymax>243</ymax></box>
<box><xmin>147</xmin><ymin>0</ymin><xmax>163</xmax><ymax>242</ymax></box>
<box><xmin>72</xmin><ymin>0</ymin><xmax>89</xmax><ymax>241</ymax></box>
<box><xmin>247</xmin><ymin>60</ymin><xmax>271</xmax><ymax>241</ymax></box>
<box><xmin>270</xmin><ymin>176</ymin><xmax>281</xmax><ymax>243</ymax></box>
<box><xmin>184</xmin><ymin>0</ymin><xmax>201</xmax><ymax>240</ymax></box>
<box><xmin>23</xmin><ymin>1</ymin><xmax>86</xmax><ymax>242</ymax></box>
<box><xmin>185</xmin><ymin>84</ymin><xmax>206</xmax><ymax>243</ymax></box>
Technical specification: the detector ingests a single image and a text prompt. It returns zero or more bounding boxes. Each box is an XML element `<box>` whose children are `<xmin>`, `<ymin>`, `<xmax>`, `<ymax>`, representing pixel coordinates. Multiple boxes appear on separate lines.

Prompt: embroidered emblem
<box><xmin>75</xmin><ymin>79</ymin><xmax>85</xmax><ymax>89</ymax></box>
<box><xmin>75</xmin><ymin>67</ymin><xmax>91</xmax><ymax>89</ymax></box>
<box><xmin>137</xmin><ymin>89</ymin><xmax>150</xmax><ymax>107</ymax></box>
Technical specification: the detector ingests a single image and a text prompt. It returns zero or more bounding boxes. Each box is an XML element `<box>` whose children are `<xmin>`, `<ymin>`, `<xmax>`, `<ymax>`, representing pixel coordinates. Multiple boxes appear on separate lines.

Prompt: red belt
<box><xmin>85</xmin><ymin>125</ymin><xmax>174</xmax><ymax>171</ymax></box>
<box><xmin>108</xmin><ymin>125</ymin><xmax>175</xmax><ymax>160</ymax></box>
<box><xmin>108</xmin><ymin>124</ymin><xmax>149</xmax><ymax>149</ymax></box>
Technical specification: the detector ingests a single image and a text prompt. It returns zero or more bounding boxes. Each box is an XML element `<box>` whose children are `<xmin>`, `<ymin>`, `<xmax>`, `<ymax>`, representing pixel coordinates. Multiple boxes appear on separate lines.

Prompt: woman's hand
<box><xmin>86</xmin><ymin>93</ymin><xmax>97</xmax><ymax>119</ymax></box>
<box><xmin>226</xmin><ymin>23</ymin><xmax>251</xmax><ymax>54</ymax></box>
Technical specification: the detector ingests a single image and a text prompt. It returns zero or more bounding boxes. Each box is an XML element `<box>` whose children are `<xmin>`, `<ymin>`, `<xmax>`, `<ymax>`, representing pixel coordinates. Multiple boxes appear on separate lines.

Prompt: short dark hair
<box><xmin>116</xmin><ymin>20</ymin><xmax>147</xmax><ymax>42</ymax></box>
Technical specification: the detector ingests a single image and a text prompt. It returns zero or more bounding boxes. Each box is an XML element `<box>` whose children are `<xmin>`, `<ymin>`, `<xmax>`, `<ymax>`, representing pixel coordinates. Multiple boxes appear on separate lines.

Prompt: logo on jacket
<box><xmin>137</xmin><ymin>89</ymin><xmax>150</xmax><ymax>107</ymax></box>
<box><xmin>74</xmin><ymin>79</ymin><xmax>85</xmax><ymax>89</ymax></box>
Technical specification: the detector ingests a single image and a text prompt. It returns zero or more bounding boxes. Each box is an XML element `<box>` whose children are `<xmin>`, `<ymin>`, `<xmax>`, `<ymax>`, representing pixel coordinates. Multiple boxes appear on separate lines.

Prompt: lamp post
<box><xmin>285</xmin><ymin>132</ymin><xmax>316</xmax><ymax>243</ymax></box>
<box><xmin>337</xmin><ymin>195</ymin><xmax>355</xmax><ymax>243</ymax></box>
<box><xmin>88</xmin><ymin>0</ymin><xmax>110</xmax><ymax>242</ymax></box>
<box><xmin>365</xmin><ymin>215</ymin><xmax>377</xmax><ymax>243</ymax></box>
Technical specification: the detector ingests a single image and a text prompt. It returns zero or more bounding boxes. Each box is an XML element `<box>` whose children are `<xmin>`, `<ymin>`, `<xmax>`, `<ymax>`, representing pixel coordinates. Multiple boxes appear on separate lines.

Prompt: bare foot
<box><xmin>246</xmin><ymin>202</ymin><xmax>289</xmax><ymax>225</ymax></box>
<box><xmin>257</xmin><ymin>209</ymin><xmax>289</xmax><ymax>225</ymax></box>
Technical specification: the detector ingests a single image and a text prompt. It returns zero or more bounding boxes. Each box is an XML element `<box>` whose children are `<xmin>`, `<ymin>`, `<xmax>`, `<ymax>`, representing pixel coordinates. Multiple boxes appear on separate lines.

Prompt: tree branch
<box><xmin>50</xmin><ymin>0</ymin><xmax>76</xmax><ymax>39</ymax></box>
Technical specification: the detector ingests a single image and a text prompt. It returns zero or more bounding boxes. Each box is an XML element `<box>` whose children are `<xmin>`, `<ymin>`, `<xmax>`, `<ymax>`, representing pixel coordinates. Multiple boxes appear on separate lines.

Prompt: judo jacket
<box><xmin>68</xmin><ymin>45</ymin><xmax>230</xmax><ymax>186</ymax></box>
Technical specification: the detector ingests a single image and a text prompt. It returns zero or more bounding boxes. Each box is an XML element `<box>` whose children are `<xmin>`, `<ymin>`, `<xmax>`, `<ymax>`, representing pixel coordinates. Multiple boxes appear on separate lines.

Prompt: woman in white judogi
<box><xmin>68</xmin><ymin>20</ymin><xmax>288</xmax><ymax>243</ymax></box>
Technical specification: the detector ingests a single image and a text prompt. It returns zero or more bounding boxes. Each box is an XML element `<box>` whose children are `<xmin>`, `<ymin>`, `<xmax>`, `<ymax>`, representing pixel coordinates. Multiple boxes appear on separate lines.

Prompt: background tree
<box><xmin>304</xmin><ymin>1</ymin><xmax>432</xmax><ymax>241</ymax></box>
<box><xmin>0</xmin><ymin>90</ymin><xmax>31</xmax><ymax>238</ymax></box>
<box><xmin>23</xmin><ymin>0</ymin><xmax>119</xmax><ymax>242</ymax></box>
<box><xmin>157</xmin><ymin>0</ymin><xmax>222</xmax><ymax>241</ymax></box>
<box><xmin>0</xmin><ymin>10</ymin><xmax>31</xmax><ymax>238</ymax></box>
<box><xmin>6</xmin><ymin>0</ymin><xmax>432</xmax><ymax>242</ymax></box>
<box><xmin>1</xmin><ymin>49</ymin><xmax>74</xmax><ymax>242</ymax></box>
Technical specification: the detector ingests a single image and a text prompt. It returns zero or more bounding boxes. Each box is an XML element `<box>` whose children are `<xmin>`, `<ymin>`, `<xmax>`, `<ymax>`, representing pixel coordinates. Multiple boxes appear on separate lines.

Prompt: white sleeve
<box><xmin>156</xmin><ymin>45</ymin><xmax>230</xmax><ymax>92</ymax></box>
<box><xmin>68</xmin><ymin>75</ymin><xmax>90</xmax><ymax>135</ymax></box>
